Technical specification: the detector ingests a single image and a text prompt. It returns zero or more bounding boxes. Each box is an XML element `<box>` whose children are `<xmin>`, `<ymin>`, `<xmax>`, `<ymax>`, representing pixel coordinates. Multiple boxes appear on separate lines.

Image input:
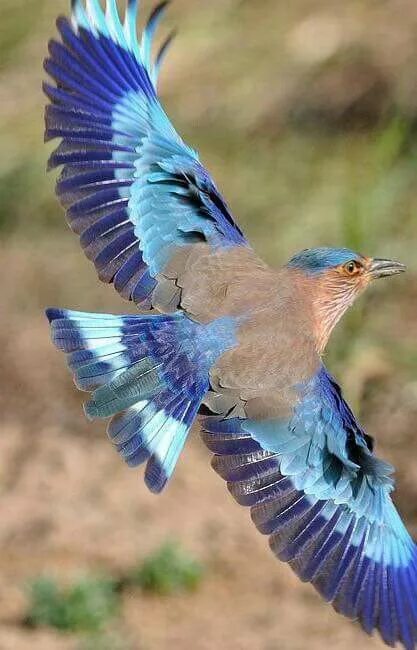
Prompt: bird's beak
<box><xmin>369</xmin><ymin>258</ymin><xmax>406</xmax><ymax>280</ymax></box>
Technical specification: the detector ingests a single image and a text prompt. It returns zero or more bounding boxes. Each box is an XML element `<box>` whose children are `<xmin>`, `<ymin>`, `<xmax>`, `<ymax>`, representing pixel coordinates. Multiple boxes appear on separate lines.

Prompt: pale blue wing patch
<box><xmin>45</xmin><ymin>0</ymin><xmax>247</xmax><ymax>310</ymax></box>
<box><xmin>201</xmin><ymin>366</ymin><xmax>417</xmax><ymax>649</ymax></box>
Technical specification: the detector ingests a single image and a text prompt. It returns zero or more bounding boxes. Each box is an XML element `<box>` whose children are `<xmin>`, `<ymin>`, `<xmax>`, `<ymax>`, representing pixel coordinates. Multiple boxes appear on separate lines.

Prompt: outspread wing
<box><xmin>202</xmin><ymin>366</ymin><xmax>417</xmax><ymax>650</ymax></box>
<box><xmin>44</xmin><ymin>0</ymin><xmax>247</xmax><ymax>308</ymax></box>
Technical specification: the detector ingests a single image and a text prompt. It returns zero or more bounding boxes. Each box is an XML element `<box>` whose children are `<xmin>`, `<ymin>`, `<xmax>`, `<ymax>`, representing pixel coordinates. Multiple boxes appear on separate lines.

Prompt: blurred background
<box><xmin>0</xmin><ymin>0</ymin><xmax>417</xmax><ymax>648</ymax></box>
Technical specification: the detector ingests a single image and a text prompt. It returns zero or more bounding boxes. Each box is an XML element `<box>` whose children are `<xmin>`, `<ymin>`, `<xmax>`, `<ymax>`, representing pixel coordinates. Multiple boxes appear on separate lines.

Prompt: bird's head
<box><xmin>287</xmin><ymin>247</ymin><xmax>406</xmax><ymax>352</ymax></box>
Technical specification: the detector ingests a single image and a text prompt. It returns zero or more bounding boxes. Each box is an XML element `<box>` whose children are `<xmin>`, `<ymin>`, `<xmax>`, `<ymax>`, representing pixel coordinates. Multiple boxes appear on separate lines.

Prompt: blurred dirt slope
<box><xmin>0</xmin><ymin>1</ymin><xmax>417</xmax><ymax>649</ymax></box>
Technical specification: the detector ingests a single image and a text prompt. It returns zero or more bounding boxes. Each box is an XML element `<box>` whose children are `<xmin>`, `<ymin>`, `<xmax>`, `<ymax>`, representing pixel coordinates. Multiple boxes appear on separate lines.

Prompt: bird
<box><xmin>43</xmin><ymin>1</ymin><xmax>415</xmax><ymax>648</ymax></box>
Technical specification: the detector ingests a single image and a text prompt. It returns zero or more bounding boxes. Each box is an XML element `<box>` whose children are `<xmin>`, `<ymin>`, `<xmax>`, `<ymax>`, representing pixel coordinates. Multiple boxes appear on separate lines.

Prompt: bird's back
<box><xmin>189</xmin><ymin>250</ymin><xmax>320</xmax><ymax>420</ymax></box>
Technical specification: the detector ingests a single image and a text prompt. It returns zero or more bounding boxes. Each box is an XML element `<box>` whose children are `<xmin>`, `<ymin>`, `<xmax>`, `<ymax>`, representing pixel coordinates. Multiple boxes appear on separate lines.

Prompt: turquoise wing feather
<box><xmin>202</xmin><ymin>366</ymin><xmax>417</xmax><ymax>650</ymax></box>
<box><xmin>44</xmin><ymin>0</ymin><xmax>247</xmax><ymax>308</ymax></box>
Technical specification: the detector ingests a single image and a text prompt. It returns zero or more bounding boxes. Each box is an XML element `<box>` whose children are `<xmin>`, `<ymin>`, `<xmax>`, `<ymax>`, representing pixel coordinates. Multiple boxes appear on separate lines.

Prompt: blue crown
<box><xmin>287</xmin><ymin>247</ymin><xmax>362</xmax><ymax>274</ymax></box>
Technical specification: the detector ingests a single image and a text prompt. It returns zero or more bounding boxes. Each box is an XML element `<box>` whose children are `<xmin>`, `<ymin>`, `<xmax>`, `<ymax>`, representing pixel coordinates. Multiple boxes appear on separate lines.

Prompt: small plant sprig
<box><xmin>24</xmin><ymin>542</ymin><xmax>204</xmax><ymax>636</ymax></box>
<box><xmin>25</xmin><ymin>575</ymin><xmax>119</xmax><ymax>633</ymax></box>
<box><xmin>126</xmin><ymin>541</ymin><xmax>204</xmax><ymax>596</ymax></box>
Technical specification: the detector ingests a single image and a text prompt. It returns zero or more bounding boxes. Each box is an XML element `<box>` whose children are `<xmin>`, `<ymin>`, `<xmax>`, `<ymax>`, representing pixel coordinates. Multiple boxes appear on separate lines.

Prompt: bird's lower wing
<box><xmin>201</xmin><ymin>365</ymin><xmax>417</xmax><ymax>650</ymax></box>
<box><xmin>44</xmin><ymin>0</ymin><xmax>247</xmax><ymax>309</ymax></box>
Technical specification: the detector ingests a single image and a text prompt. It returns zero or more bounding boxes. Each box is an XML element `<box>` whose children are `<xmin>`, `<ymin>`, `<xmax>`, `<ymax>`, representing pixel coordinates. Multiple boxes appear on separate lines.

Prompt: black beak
<box><xmin>369</xmin><ymin>258</ymin><xmax>406</xmax><ymax>279</ymax></box>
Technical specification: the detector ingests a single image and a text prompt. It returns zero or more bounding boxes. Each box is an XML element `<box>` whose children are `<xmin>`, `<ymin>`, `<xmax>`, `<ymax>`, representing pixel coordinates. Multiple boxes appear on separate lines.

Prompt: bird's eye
<box><xmin>343</xmin><ymin>260</ymin><xmax>361</xmax><ymax>276</ymax></box>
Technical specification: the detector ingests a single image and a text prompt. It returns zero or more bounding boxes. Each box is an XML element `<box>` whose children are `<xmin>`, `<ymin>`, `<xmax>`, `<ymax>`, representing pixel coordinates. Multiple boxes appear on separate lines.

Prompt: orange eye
<box><xmin>343</xmin><ymin>260</ymin><xmax>362</xmax><ymax>276</ymax></box>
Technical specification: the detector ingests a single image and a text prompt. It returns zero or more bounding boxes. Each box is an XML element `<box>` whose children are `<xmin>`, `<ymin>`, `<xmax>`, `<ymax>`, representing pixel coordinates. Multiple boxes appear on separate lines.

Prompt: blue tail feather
<box><xmin>47</xmin><ymin>308</ymin><xmax>236</xmax><ymax>493</ymax></box>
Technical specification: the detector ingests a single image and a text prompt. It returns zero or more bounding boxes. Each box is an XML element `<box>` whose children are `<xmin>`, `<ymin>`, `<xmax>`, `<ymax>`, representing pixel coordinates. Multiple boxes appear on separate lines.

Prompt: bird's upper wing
<box><xmin>202</xmin><ymin>365</ymin><xmax>417</xmax><ymax>650</ymax></box>
<box><xmin>44</xmin><ymin>0</ymin><xmax>247</xmax><ymax>308</ymax></box>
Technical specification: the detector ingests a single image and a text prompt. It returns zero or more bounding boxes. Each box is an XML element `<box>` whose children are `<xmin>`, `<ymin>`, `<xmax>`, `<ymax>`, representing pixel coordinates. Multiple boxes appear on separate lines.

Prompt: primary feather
<box><xmin>43</xmin><ymin>3</ymin><xmax>414</xmax><ymax>648</ymax></box>
<box><xmin>44</xmin><ymin>0</ymin><xmax>246</xmax><ymax>308</ymax></box>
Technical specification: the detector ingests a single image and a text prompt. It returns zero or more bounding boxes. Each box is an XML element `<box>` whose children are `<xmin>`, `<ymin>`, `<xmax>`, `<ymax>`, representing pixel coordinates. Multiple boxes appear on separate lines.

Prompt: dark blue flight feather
<box><xmin>44</xmin><ymin>0</ymin><xmax>247</xmax><ymax>308</ymax></box>
<box><xmin>202</xmin><ymin>366</ymin><xmax>417</xmax><ymax>650</ymax></box>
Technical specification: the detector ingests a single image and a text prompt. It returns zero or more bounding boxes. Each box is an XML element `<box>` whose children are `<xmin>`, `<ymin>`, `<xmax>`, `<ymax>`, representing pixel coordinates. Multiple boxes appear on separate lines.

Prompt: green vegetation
<box><xmin>326</xmin><ymin>116</ymin><xmax>416</xmax><ymax>372</ymax></box>
<box><xmin>127</xmin><ymin>542</ymin><xmax>204</xmax><ymax>595</ymax></box>
<box><xmin>26</xmin><ymin>575</ymin><xmax>119</xmax><ymax>633</ymax></box>
<box><xmin>25</xmin><ymin>542</ymin><xmax>204</xmax><ymax>638</ymax></box>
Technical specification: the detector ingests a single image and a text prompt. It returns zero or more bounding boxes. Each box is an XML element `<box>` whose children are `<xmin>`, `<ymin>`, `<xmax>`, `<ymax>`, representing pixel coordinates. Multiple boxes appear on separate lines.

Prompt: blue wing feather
<box><xmin>202</xmin><ymin>366</ymin><xmax>417</xmax><ymax>649</ymax></box>
<box><xmin>44</xmin><ymin>1</ymin><xmax>247</xmax><ymax>308</ymax></box>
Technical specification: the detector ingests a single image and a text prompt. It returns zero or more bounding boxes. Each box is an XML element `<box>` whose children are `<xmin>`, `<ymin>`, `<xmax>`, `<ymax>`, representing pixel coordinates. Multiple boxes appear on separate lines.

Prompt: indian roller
<box><xmin>43</xmin><ymin>2</ymin><xmax>414</xmax><ymax>647</ymax></box>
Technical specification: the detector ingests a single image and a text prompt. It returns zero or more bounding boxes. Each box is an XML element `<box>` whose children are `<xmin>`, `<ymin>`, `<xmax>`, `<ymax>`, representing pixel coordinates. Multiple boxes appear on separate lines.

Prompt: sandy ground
<box><xmin>0</xmin><ymin>421</ymin><xmax>391</xmax><ymax>650</ymax></box>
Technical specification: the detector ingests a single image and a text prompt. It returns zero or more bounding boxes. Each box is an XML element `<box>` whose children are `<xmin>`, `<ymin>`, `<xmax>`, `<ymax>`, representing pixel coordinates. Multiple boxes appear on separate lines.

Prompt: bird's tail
<box><xmin>46</xmin><ymin>308</ymin><xmax>235</xmax><ymax>493</ymax></box>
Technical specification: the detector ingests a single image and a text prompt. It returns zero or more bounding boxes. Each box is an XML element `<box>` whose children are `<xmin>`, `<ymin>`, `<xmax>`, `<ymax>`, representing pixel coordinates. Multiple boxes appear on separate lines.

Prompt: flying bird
<box><xmin>44</xmin><ymin>1</ymin><xmax>415</xmax><ymax>648</ymax></box>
